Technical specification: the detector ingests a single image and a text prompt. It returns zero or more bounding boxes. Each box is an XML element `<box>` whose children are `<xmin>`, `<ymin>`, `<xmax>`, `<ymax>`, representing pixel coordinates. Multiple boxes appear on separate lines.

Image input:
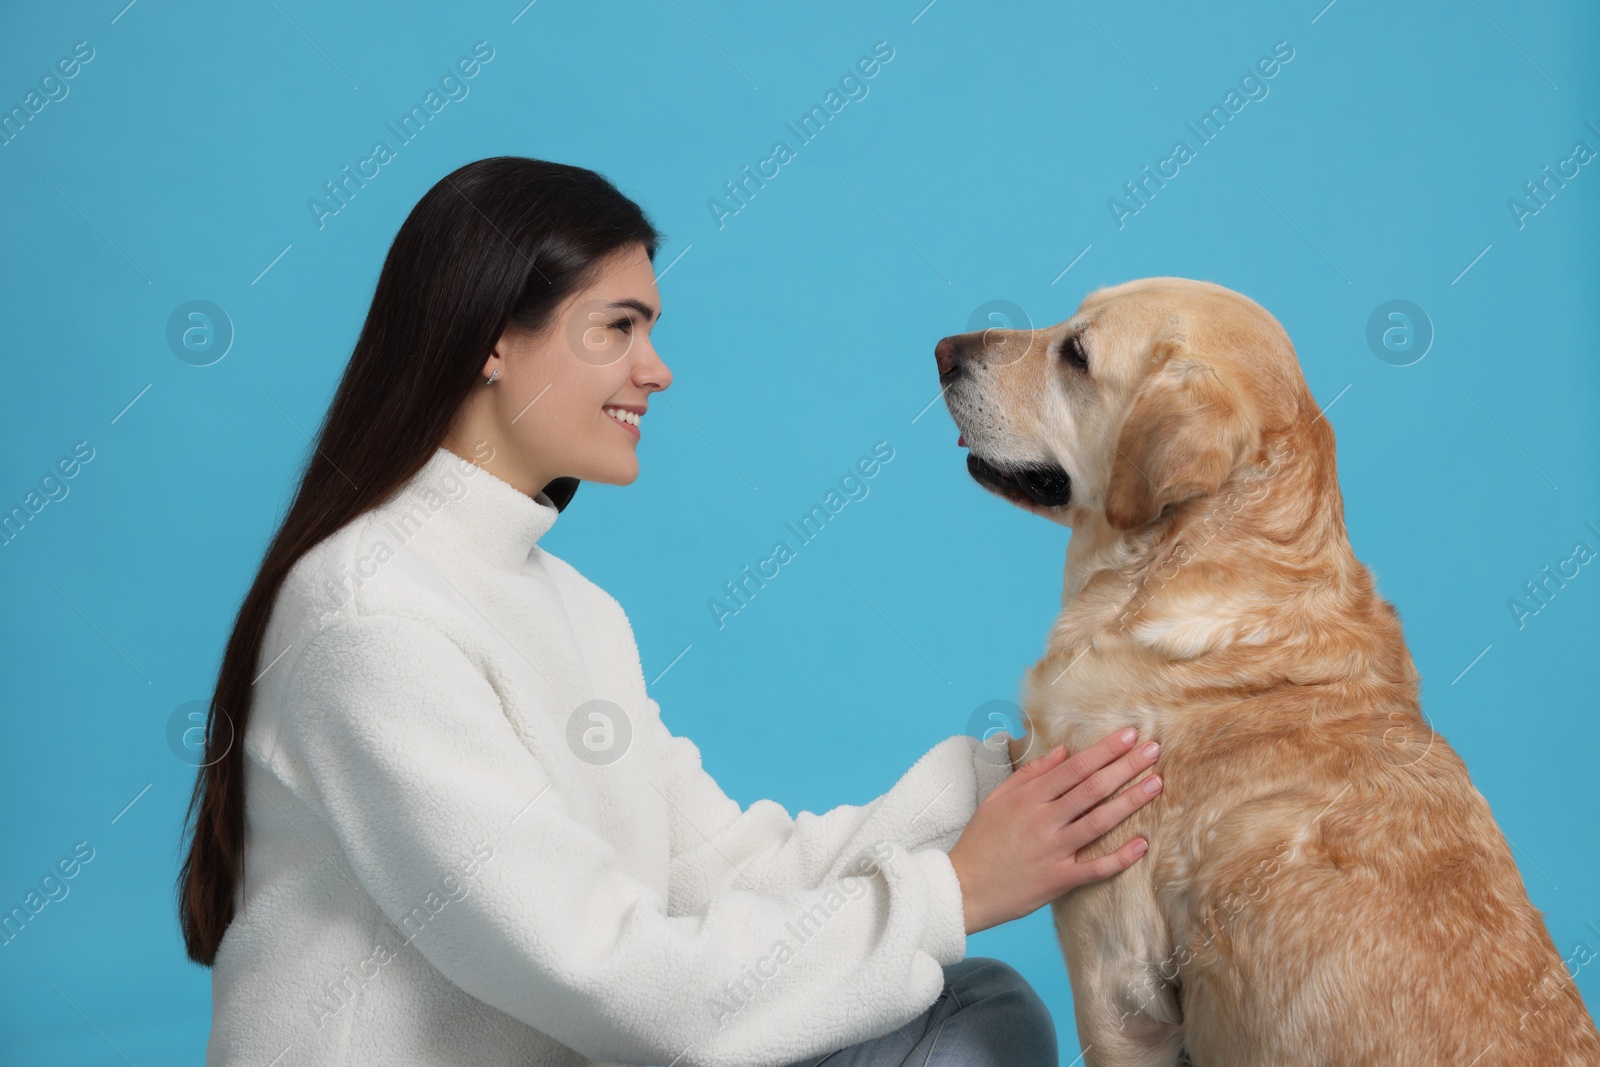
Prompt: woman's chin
<box><xmin>579</xmin><ymin>459</ymin><xmax>640</xmax><ymax>487</ymax></box>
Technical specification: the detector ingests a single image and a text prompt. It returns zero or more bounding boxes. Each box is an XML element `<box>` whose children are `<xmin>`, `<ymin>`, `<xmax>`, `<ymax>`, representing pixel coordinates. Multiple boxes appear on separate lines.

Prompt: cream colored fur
<box><xmin>941</xmin><ymin>277</ymin><xmax>1600</xmax><ymax>1066</ymax></box>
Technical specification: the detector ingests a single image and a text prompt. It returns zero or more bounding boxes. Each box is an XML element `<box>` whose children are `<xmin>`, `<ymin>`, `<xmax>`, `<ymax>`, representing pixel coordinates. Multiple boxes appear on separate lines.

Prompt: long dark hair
<box><xmin>177</xmin><ymin>157</ymin><xmax>661</xmax><ymax>965</ymax></box>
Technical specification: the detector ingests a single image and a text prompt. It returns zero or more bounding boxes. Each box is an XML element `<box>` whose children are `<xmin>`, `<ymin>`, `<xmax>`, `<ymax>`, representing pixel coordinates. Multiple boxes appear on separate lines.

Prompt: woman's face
<box><xmin>451</xmin><ymin>243</ymin><xmax>672</xmax><ymax>496</ymax></box>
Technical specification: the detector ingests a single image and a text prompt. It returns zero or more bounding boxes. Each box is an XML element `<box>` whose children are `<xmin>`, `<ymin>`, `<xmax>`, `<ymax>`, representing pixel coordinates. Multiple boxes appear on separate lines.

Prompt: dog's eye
<box><xmin>1061</xmin><ymin>335</ymin><xmax>1089</xmax><ymax>371</ymax></box>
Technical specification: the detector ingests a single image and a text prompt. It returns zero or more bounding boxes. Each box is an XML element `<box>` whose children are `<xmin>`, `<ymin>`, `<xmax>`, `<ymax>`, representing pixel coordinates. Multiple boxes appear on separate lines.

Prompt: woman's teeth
<box><xmin>603</xmin><ymin>406</ymin><xmax>641</xmax><ymax>428</ymax></box>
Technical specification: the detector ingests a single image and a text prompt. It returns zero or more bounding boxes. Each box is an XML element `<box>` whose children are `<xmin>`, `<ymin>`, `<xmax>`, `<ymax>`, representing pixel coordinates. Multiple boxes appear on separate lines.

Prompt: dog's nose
<box><xmin>935</xmin><ymin>335</ymin><xmax>964</xmax><ymax>378</ymax></box>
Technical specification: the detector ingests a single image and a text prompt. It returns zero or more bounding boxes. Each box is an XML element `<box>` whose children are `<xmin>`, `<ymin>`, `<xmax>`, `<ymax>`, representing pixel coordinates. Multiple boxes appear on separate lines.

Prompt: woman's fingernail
<box><xmin>1132</xmin><ymin>838</ymin><xmax>1149</xmax><ymax>855</ymax></box>
<box><xmin>1118</xmin><ymin>727</ymin><xmax>1137</xmax><ymax>744</ymax></box>
<box><xmin>1142</xmin><ymin>741</ymin><xmax>1161</xmax><ymax>760</ymax></box>
<box><xmin>1143</xmin><ymin>775</ymin><xmax>1163</xmax><ymax>795</ymax></box>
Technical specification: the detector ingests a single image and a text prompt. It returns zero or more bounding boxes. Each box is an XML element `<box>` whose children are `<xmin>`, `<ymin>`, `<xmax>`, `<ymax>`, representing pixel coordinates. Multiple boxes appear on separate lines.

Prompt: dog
<box><xmin>936</xmin><ymin>277</ymin><xmax>1600</xmax><ymax>1066</ymax></box>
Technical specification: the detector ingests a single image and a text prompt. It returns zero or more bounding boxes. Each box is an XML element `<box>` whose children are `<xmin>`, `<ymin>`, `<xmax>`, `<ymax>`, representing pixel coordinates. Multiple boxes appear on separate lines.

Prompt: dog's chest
<box><xmin>1020</xmin><ymin>636</ymin><xmax>1168</xmax><ymax>756</ymax></box>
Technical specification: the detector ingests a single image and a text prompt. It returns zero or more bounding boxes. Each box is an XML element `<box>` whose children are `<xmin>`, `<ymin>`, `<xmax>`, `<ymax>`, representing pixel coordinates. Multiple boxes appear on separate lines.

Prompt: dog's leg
<box><xmin>1052</xmin><ymin>878</ymin><xmax>1187</xmax><ymax>1067</ymax></box>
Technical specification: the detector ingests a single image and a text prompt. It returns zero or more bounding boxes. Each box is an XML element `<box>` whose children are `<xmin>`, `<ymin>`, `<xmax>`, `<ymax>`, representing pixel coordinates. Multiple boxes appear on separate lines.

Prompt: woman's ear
<box><xmin>1104</xmin><ymin>341</ymin><xmax>1253</xmax><ymax>531</ymax></box>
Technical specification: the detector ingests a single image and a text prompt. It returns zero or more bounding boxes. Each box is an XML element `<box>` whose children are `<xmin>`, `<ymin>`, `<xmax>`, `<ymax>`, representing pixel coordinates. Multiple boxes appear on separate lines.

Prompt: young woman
<box><xmin>177</xmin><ymin>156</ymin><xmax>1164</xmax><ymax>1067</ymax></box>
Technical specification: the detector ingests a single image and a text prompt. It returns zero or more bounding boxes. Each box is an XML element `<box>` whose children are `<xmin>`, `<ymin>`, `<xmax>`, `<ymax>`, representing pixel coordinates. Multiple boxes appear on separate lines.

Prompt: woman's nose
<box><xmin>636</xmin><ymin>347</ymin><xmax>672</xmax><ymax>392</ymax></box>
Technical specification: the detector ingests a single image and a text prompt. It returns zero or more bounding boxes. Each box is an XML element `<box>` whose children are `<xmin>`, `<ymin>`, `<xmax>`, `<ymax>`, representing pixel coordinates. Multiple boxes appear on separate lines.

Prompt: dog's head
<box><xmin>937</xmin><ymin>277</ymin><xmax>1305</xmax><ymax>530</ymax></box>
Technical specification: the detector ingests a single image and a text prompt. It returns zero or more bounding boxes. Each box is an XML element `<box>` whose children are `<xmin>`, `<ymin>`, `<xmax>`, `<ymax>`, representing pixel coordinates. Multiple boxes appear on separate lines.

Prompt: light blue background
<box><xmin>2</xmin><ymin>0</ymin><xmax>1596</xmax><ymax>1062</ymax></box>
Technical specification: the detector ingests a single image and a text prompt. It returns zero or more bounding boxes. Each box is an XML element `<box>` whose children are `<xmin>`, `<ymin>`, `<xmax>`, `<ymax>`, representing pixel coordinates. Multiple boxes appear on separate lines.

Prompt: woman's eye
<box><xmin>1061</xmin><ymin>335</ymin><xmax>1088</xmax><ymax>371</ymax></box>
<box><xmin>610</xmin><ymin>318</ymin><xmax>634</xmax><ymax>334</ymax></box>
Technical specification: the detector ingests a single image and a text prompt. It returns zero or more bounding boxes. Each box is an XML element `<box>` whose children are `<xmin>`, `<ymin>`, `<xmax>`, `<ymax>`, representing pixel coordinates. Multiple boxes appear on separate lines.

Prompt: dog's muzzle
<box><xmin>966</xmin><ymin>454</ymin><xmax>1073</xmax><ymax>507</ymax></box>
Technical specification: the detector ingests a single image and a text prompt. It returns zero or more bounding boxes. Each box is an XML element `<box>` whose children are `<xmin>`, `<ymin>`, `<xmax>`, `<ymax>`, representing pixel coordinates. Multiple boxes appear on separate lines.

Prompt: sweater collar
<box><xmin>389</xmin><ymin>447</ymin><xmax>560</xmax><ymax>570</ymax></box>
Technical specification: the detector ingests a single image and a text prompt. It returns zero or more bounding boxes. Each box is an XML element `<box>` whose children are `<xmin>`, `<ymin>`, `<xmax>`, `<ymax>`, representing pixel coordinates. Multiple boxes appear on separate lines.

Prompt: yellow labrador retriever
<box><xmin>935</xmin><ymin>277</ymin><xmax>1599</xmax><ymax>1066</ymax></box>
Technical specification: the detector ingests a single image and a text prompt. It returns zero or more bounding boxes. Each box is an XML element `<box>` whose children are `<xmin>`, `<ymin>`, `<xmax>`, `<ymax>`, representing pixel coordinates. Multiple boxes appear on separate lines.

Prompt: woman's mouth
<box><xmin>603</xmin><ymin>405</ymin><xmax>642</xmax><ymax>439</ymax></box>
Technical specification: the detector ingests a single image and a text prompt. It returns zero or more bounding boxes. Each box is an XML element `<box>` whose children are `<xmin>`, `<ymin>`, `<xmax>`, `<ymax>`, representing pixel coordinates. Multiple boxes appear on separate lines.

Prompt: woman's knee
<box><xmin>931</xmin><ymin>957</ymin><xmax>1057</xmax><ymax>1064</ymax></box>
<box><xmin>945</xmin><ymin>956</ymin><xmax>1054</xmax><ymax>1027</ymax></box>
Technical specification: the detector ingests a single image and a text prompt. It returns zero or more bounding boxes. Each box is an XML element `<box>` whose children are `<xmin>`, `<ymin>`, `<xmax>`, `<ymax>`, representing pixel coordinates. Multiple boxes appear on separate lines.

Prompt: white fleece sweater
<box><xmin>207</xmin><ymin>446</ymin><xmax>1014</xmax><ymax>1067</ymax></box>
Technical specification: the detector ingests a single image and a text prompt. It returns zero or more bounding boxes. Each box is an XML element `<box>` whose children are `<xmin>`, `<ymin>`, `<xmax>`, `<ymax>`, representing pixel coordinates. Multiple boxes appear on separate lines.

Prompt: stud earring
<box><xmin>484</xmin><ymin>369</ymin><xmax>499</xmax><ymax>384</ymax></box>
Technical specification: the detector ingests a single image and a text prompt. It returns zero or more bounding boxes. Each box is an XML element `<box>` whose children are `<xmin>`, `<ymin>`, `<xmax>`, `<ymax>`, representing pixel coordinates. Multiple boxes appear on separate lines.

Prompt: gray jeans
<box><xmin>781</xmin><ymin>957</ymin><xmax>1058</xmax><ymax>1067</ymax></box>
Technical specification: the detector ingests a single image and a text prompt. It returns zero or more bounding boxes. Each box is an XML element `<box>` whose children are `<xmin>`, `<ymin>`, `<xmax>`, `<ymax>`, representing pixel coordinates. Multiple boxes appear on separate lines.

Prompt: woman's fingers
<box><xmin>1015</xmin><ymin>742</ymin><xmax>1063</xmax><ymax>778</ymax></box>
<box><xmin>986</xmin><ymin>739</ymin><xmax>1066</xmax><ymax>802</ymax></box>
<box><xmin>1059</xmin><ymin>767</ymin><xmax>1162</xmax><ymax>853</ymax></box>
<box><xmin>1054</xmin><ymin>738</ymin><xmax>1162</xmax><ymax>821</ymax></box>
<box><xmin>953</xmin><ymin>725</ymin><xmax>1166</xmax><ymax>926</ymax></box>
<box><xmin>1065</xmin><ymin>835</ymin><xmax>1151</xmax><ymax>889</ymax></box>
<box><xmin>1031</xmin><ymin>725</ymin><xmax>1144</xmax><ymax>801</ymax></box>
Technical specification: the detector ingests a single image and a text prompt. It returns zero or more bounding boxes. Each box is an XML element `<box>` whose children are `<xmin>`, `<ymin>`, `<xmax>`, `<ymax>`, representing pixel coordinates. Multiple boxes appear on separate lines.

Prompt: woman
<box><xmin>178</xmin><ymin>156</ymin><xmax>1164</xmax><ymax>1067</ymax></box>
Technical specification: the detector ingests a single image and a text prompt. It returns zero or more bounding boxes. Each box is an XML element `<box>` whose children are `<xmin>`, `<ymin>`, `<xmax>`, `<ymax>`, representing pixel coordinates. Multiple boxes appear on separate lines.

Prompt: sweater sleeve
<box><xmin>648</xmin><ymin>697</ymin><xmax>1015</xmax><ymax>916</ymax></box>
<box><xmin>274</xmin><ymin>612</ymin><xmax>990</xmax><ymax>1067</ymax></box>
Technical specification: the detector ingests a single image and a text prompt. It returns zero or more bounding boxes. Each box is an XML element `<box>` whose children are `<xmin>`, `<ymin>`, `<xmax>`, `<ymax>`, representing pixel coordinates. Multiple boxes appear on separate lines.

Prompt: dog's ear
<box><xmin>1104</xmin><ymin>341</ymin><xmax>1252</xmax><ymax>531</ymax></box>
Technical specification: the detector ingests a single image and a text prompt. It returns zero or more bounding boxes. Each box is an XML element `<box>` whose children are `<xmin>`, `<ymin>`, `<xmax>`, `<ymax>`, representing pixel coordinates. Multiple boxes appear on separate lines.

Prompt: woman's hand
<box><xmin>948</xmin><ymin>726</ymin><xmax>1163</xmax><ymax>935</ymax></box>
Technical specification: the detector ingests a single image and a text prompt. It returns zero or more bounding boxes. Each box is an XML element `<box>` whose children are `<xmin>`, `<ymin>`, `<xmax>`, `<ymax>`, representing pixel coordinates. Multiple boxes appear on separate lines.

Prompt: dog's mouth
<box><xmin>966</xmin><ymin>453</ymin><xmax>1073</xmax><ymax>508</ymax></box>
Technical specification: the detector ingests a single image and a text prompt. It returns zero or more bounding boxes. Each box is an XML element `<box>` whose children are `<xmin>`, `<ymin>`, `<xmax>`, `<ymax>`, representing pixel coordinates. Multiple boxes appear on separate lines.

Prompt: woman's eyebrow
<box><xmin>606</xmin><ymin>298</ymin><xmax>659</xmax><ymax>323</ymax></box>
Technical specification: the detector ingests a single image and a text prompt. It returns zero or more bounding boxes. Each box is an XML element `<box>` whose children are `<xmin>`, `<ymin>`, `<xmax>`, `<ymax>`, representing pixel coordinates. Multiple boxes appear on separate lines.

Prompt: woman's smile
<box><xmin>603</xmin><ymin>403</ymin><xmax>643</xmax><ymax>439</ymax></box>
